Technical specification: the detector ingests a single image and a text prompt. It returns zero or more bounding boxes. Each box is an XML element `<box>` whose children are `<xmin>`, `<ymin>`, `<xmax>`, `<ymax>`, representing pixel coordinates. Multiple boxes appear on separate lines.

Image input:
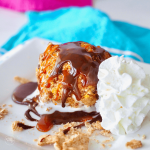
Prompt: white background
<box><xmin>0</xmin><ymin>0</ymin><xmax>150</xmax><ymax>47</ymax></box>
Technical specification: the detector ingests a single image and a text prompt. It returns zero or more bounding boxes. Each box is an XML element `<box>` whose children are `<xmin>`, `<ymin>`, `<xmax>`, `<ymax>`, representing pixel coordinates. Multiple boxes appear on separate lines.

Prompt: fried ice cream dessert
<box><xmin>36</xmin><ymin>42</ymin><xmax>111</xmax><ymax>108</ymax></box>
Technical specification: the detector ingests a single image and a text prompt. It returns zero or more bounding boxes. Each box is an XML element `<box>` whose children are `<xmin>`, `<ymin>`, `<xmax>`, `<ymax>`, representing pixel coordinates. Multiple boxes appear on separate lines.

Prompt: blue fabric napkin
<box><xmin>1</xmin><ymin>7</ymin><xmax>150</xmax><ymax>63</ymax></box>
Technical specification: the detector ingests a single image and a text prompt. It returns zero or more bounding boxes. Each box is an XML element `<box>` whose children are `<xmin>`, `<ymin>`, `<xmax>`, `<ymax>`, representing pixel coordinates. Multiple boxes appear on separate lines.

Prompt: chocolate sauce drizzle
<box><xmin>12</xmin><ymin>82</ymin><xmax>40</xmax><ymax>121</ymax></box>
<box><xmin>36</xmin><ymin>111</ymin><xmax>102</xmax><ymax>132</ymax></box>
<box><xmin>47</xmin><ymin>42</ymin><xmax>110</xmax><ymax>107</ymax></box>
<box><xmin>12</xmin><ymin>82</ymin><xmax>102</xmax><ymax>132</ymax></box>
<box><xmin>17</xmin><ymin>122</ymin><xmax>34</xmax><ymax>130</ymax></box>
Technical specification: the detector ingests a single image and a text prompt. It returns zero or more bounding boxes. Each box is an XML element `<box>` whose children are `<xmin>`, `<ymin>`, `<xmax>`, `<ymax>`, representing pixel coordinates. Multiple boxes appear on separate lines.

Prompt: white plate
<box><xmin>0</xmin><ymin>38</ymin><xmax>150</xmax><ymax>150</ymax></box>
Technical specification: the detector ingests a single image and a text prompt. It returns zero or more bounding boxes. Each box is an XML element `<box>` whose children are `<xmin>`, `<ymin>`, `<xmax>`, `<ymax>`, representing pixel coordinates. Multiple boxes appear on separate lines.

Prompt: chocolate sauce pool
<box><xmin>12</xmin><ymin>82</ymin><xmax>38</xmax><ymax>104</ymax></box>
<box><xmin>12</xmin><ymin>82</ymin><xmax>102</xmax><ymax>132</ymax></box>
<box><xmin>12</xmin><ymin>82</ymin><xmax>40</xmax><ymax>121</ymax></box>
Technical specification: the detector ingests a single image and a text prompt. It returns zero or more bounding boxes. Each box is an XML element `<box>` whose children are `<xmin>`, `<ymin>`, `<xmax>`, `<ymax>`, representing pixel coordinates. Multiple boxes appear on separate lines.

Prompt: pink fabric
<box><xmin>0</xmin><ymin>0</ymin><xmax>92</xmax><ymax>12</ymax></box>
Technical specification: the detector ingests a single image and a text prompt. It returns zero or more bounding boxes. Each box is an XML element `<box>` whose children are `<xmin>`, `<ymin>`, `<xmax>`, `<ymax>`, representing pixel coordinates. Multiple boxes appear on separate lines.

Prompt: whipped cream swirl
<box><xmin>96</xmin><ymin>56</ymin><xmax>150</xmax><ymax>135</ymax></box>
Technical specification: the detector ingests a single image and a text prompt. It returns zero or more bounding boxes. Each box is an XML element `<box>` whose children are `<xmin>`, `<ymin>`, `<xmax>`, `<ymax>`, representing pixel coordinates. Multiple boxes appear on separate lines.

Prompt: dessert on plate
<box><xmin>9</xmin><ymin>41</ymin><xmax>150</xmax><ymax>150</ymax></box>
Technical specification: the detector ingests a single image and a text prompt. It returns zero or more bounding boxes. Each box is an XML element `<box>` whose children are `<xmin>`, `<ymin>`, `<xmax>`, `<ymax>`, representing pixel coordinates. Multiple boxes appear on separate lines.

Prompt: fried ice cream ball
<box><xmin>36</xmin><ymin>42</ymin><xmax>111</xmax><ymax>108</ymax></box>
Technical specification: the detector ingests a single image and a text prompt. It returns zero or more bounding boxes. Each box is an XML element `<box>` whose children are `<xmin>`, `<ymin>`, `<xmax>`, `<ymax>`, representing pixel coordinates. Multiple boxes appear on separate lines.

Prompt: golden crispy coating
<box><xmin>36</xmin><ymin>42</ymin><xmax>111</xmax><ymax>107</ymax></box>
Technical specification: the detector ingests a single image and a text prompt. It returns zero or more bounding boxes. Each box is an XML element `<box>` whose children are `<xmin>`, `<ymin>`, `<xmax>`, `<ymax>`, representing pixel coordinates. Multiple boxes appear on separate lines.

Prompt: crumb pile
<box><xmin>36</xmin><ymin>121</ymin><xmax>115</xmax><ymax>150</ymax></box>
<box><xmin>38</xmin><ymin>127</ymin><xmax>89</xmax><ymax>150</ymax></box>
<box><xmin>14</xmin><ymin>76</ymin><xmax>30</xmax><ymax>84</ymax></box>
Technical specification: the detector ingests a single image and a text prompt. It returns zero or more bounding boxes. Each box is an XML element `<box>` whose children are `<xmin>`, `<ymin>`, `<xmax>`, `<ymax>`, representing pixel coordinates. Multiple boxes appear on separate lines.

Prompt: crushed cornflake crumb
<box><xmin>0</xmin><ymin>107</ymin><xmax>8</xmax><ymax>120</ymax></box>
<box><xmin>126</xmin><ymin>139</ymin><xmax>142</xmax><ymax>149</ymax></box>
<box><xmin>91</xmin><ymin>121</ymin><xmax>103</xmax><ymax>130</ymax></box>
<box><xmin>36</xmin><ymin>121</ymin><xmax>114</xmax><ymax>150</ymax></box>
<box><xmin>63</xmin><ymin>122</ymin><xmax>81</xmax><ymax>129</ymax></box>
<box><xmin>85</xmin><ymin>121</ymin><xmax>103</xmax><ymax>135</ymax></box>
<box><xmin>2</xmin><ymin>104</ymin><xmax>6</xmax><ymax>107</ymax></box>
<box><xmin>101</xmin><ymin>136</ymin><xmax>114</xmax><ymax>144</ymax></box>
<box><xmin>85</xmin><ymin>122</ymin><xmax>95</xmax><ymax>135</ymax></box>
<box><xmin>38</xmin><ymin>127</ymin><xmax>89</xmax><ymax>150</ymax></box>
<box><xmin>100</xmin><ymin>130</ymin><xmax>111</xmax><ymax>137</ymax></box>
<box><xmin>46</xmin><ymin>107</ymin><xmax>52</xmax><ymax>112</ymax></box>
<box><xmin>108</xmin><ymin>144</ymin><xmax>112</xmax><ymax>147</ymax></box>
<box><xmin>11</xmin><ymin>121</ymin><xmax>24</xmax><ymax>132</ymax></box>
<box><xmin>21</xmin><ymin>119</ymin><xmax>25</xmax><ymax>123</ymax></box>
<box><xmin>94</xmin><ymin>139</ymin><xmax>99</xmax><ymax>143</ymax></box>
<box><xmin>102</xmin><ymin>139</ymin><xmax>111</xmax><ymax>144</ymax></box>
<box><xmin>109</xmin><ymin>136</ymin><xmax>115</xmax><ymax>141</ymax></box>
<box><xmin>142</xmin><ymin>135</ymin><xmax>146</xmax><ymax>140</ymax></box>
<box><xmin>14</xmin><ymin>76</ymin><xmax>30</xmax><ymax>84</ymax></box>
<box><xmin>100</xmin><ymin>143</ymin><xmax>105</xmax><ymax>148</ymax></box>
<box><xmin>34</xmin><ymin>139</ymin><xmax>38</xmax><ymax>142</ymax></box>
<box><xmin>8</xmin><ymin>105</ymin><xmax>13</xmax><ymax>107</ymax></box>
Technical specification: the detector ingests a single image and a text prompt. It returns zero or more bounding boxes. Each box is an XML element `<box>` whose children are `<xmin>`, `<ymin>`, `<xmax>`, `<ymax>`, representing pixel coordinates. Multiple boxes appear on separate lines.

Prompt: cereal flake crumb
<box><xmin>46</xmin><ymin>107</ymin><xmax>52</xmax><ymax>112</ymax></box>
<box><xmin>8</xmin><ymin>105</ymin><xmax>13</xmax><ymax>107</ymax></box>
<box><xmin>126</xmin><ymin>139</ymin><xmax>142</xmax><ymax>149</ymax></box>
<box><xmin>85</xmin><ymin>121</ymin><xmax>103</xmax><ymax>135</ymax></box>
<box><xmin>34</xmin><ymin>139</ymin><xmax>38</xmax><ymax>142</ymax></box>
<box><xmin>2</xmin><ymin>104</ymin><xmax>6</xmax><ymax>107</ymax></box>
<box><xmin>0</xmin><ymin>107</ymin><xmax>8</xmax><ymax>120</ymax></box>
<box><xmin>100</xmin><ymin>130</ymin><xmax>111</xmax><ymax>137</ymax></box>
<box><xmin>100</xmin><ymin>143</ymin><xmax>105</xmax><ymax>148</ymax></box>
<box><xmin>21</xmin><ymin>119</ymin><xmax>25</xmax><ymax>123</ymax></box>
<box><xmin>142</xmin><ymin>135</ymin><xmax>146</xmax><ymax>140</ymax></box>
<box><xmin>91</xmin><ymin>121</ymin><xmax>104</xmax><ymax>130</ymax></box>
<box><xmin>38</xmin><ymin>127</ymin><xmax>89</xmax><ymax>150</ymax></box>
<box><xmin>14</xmin><ymin>76</ymin><xmax>30</xmax><ymax>84</ymax></box>
<box><xmin>63</xmin><ymin>122</ymin><xmax>81</xmax><ymax>129</ymax></box>
<box><xmin>94</xmin><ymin>139</ymin><xmax>99</xmax><ymax>143</ymax></box>
<box><xmin>11</xmin><ymin>121</ymin><xmax>24</xmax><ymax>132</ymax></box>
<box><xmin>109</xmin><ymin>136</ymin><xmax>115</xmax><ymax>141</ymax></box>
<box><xmin>102</xmin><ymin>139</ymin><xmax>111</xmax><ymax>144</ymax></box>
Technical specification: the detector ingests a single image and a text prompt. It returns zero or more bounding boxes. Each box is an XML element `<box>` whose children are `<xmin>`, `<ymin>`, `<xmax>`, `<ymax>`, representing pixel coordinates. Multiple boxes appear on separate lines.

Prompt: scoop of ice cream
<box><xmin>95</xmin><ymin>56</ymin><xmax>150</xmax><ymax>135</ymax></box>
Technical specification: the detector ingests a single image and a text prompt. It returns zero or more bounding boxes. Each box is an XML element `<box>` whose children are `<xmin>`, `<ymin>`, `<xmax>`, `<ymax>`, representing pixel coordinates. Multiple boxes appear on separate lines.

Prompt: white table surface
<box><xmin>0</xmin><ymin>0</ymin><xmax>150</xmax><ymax>47</ymax></box>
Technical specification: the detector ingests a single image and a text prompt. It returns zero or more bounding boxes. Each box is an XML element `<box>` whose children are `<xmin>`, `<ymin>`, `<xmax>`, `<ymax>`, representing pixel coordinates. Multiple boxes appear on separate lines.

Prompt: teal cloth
<box><xmin>1</xmin><ymin>7</ymin><xmax>150</xmax><ymax>63</ymax></box>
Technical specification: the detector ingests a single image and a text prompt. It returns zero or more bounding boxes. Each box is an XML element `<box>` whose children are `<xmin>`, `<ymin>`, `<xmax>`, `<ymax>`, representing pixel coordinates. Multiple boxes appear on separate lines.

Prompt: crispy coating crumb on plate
<box><xmin>100</xmin><ymin>143</ymin><xmax>105</xmax><ymax>148</ymax></box>
<box><xmin>2</xmin><ymin>104</ymin><xmax>6</xmax><ymax>107</ymax></box>
<box><xmin>38</xmin><ymin>127</ymin><xmax>89</xmax><ymax>150</ymax></box>
<box><xmin>100</xmin><ymin>129</ymin><xmax>111</xmax><ymax>137</ymax></box>
<box><xmin>46</xmin><ymin>107</ymin><xmax>52</xmax><ymax>112</ymax></box>
<box><xmin>37</xmin><ymin>121</ymin><xmax>116</xmax><ymax>150</ymax></box>
<box><xmin>126</xmin><ymin>139</ymin><xmax>142</xmax><ymax>149</ymax></box>
<box><xmin>33</xmin><ymin>139</ymin><xmax>38</xmax><ymax>142</ymax></box>
<box><xmin>0</xmin><ymin>107</ymin><xmax>8</xmax><ymax>120</ymax></box>
<box><xmin>14</xmin><ymin>76</ymin><xmax>30</xmax><ymax>84</ymax></box>
<box><xmin>142</xmin><ymin>135</ymin><xmax>146</xmax><ymax>140</ymax></box>
<box><xmin>85</xmin><ymin>121</ymin><xmax>103</xmax><ymax>135</ymax></box>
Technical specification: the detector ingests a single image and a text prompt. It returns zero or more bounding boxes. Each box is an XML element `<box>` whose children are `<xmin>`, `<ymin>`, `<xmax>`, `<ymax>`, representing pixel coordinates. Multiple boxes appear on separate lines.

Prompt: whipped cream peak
<box><xmin>96</xmin><ymin>56</ymin><xmax>150</xmax><ymax>135</ymax></box>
